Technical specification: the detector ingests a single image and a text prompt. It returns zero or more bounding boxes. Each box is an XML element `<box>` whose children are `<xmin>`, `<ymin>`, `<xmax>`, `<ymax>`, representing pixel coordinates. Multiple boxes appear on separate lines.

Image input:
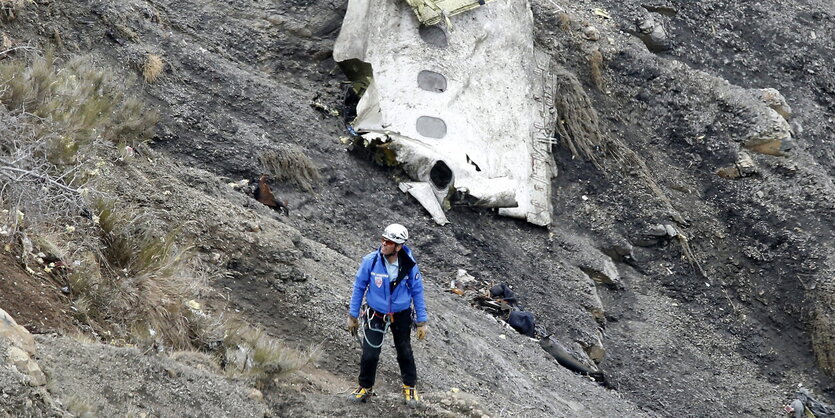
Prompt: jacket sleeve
<box><xmin>410</xmin><ymin>266</ymin><xmax>428</xmax><ymax>323</ymax></box>
<box><xmin>349</xmin><ymin>258</ymin><xmax>370</xmax><ymax>318</ymax></box>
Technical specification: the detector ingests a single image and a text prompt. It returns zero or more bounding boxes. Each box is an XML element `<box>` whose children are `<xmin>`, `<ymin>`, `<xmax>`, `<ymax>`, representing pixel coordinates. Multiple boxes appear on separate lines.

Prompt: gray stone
<box><xmin>649</xmin><ymin>224</ymin><xmax>668</xmax><ymax>237</ymax></box>
<box><xmin>760</xmin><ymin>88</ymin><xmax>792</xmax><ymax>120</ymax></box>
<box><xmin>737</xmin><ymin>152</ymin><xmax>757</xmax><ymax>176</ymax></box>
<box><xmin>0</xmin><ymin>309</ymin><xmax>36</xmax><ymax>356</ymax></box>
<box><xmin>6</xmin><ymin>347</ymin><xmax>46</xmax><ymax>387</ymax></box>
<box><xmin>580</xmin><ymin>258</ymin><xmax>622</xmax><ymax>288</ymax></box>
<box><xmin>635</xmin><ymin>16</ymin><xmax>671</xmax><ymax>52</ymax></box>
<box><xmin>583</xmin><ymin>25</ymin><xmax>600</xmax><ymax>41</ymax></box>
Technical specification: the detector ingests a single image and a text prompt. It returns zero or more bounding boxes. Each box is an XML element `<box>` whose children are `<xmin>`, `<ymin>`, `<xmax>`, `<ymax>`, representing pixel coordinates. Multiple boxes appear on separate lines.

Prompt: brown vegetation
<box><xmin>142</xmin><ymin>53</ymin><xmax>164</xmax><ymax>83</ymax></box>
<box><xmin>222</xmin><ymin>322</ymin><xmax>321</xmax><ymax>387</ymax></box>
<box><xmin>589</xmin><ymin>49</ymin><xmax>604</xmax><ymax>91</ymax></box>
<box><xmin>66</xmin><ymin>199</ymin><xmax>222</xmax><ymax>351</ymax></box>
<box><xmin>552</xmin><ymin>66</ymin><xmax>606</xmax><ymax>165</ymax></box>
<box><xmin>557</xmin><ymin>12</ymin><xmax>571</xmax><ymax>31</ymax></box>
<box><xmin>0</xmin><ymin>55</ymin><xmax>158</xmax><ymax>233</ymax></box>
<box><xmin>259</xmin><ymin>144</ymin><xmax>321</xmax><ymax>192</ymax></box>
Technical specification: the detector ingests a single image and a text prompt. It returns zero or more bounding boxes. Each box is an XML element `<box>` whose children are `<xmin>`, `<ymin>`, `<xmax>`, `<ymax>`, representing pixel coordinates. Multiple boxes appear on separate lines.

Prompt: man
<box><xmin>347</xmin><ymin>223</ymin><xmax>428</xmax><ymax>406</ymax></box>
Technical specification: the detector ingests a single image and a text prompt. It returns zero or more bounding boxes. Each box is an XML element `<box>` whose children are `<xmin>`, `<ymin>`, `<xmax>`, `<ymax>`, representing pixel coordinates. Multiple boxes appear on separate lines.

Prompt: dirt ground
<box><xmin>0</xmin><ymin>0</ymin><xmax>833</xmax><ymax>416</ymax></box>
<box><xmin>0</xmin><ymin>253</ymin><xmax>76</xmax><ymax>335</ymax></box>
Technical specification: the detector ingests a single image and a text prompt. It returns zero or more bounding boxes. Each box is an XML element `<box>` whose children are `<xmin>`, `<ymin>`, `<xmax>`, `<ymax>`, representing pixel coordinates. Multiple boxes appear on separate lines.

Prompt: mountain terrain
<box><xmin>0</xmin><ymin>0</ymin><xmax>833</xmax><ymax>416</ymax></box>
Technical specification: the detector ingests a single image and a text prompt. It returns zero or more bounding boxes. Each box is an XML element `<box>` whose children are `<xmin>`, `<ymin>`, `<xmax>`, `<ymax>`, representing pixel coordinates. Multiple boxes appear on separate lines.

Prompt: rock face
<box><xmin>1</xmin><ymin>309</ymin><xmax>46</xmax><ymax>387</ymax></box>
<box><xmin>0</xmin><ymin>311</ymin><xmax>62</xmax><ymax>416</ymax></box>
<box><xmin>0</xmin><ymin>309</ymin><xmax>36</xmax><ymax>355</ymax></box>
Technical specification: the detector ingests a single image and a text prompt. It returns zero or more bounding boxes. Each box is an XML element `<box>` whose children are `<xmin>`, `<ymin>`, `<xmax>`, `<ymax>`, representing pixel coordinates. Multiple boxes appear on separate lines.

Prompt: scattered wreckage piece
<box><xmin>784</xmin><ymin>387</ymin><xmax>835</xmax><ymax>418</ymax></box>
<box><xmin>403</xmin><ymin>0</ymin><xmax>499</xmax><ymax>26</ymax></box>
<box><xmin>254</xmin><ymin>174</ymin><xmax>289</xmax><ymax>215</ymax></box>
<box><xmin>472</xmin><ymin>293</ymin><xmax>513</xmax><ymax>317</ymax></box>
<box><xmin>334</xmin><ymin>0</ymin><xmax>555</xmax><ymax>226</ymax></box>
<box><xmin>445</xmin><ymin>272</ymin><xmax>607</xmax><ymax>382</ymax></box>
<box><xmin>399</xmin><ymin>182</ymin><xmax>449</xmax><ymax>225</ymax></box>
<box><xmin>540</xmin><ymin>335</ymin><xmax>604</xmax><ymax>382</ymax></box>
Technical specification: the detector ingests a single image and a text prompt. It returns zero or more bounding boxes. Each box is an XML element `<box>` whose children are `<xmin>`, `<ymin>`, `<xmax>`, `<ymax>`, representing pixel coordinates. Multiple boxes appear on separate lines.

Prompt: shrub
<box><xmin>557</xmin><ymin>12</ymin><xmax>571</xmax><ymax>31</ymax></box>
<box><xmin>142</xmin><ymin>53</ymin><xmax>164</xmax><ymax>83</ymax></box>
<box><xmin>552</xmin><ymin>67</ymin><xmax>606</xmax><ymax>165</ymax></box>
<box><xmin>64</xmin><ymin>199</ymin><xmax>224</xmax><ymax>351</ymax></box>
<box><xmin>64</xmin><ymin>395</ymin><xmax>98</xmax><ymax>418</ymax></box>
<box><xmin>589</xmin><ymin>50</ymin><xmax>604</xmax><ymax>91</ymax></box>
<box><xmin>0</xmin><ymin>53</ymin><xmax>157</xmax><ymax>236</ymax></box>
<box><xmin>222</xmin><ymin>322</ymin><xmax>321</xmax><ymax>387</ymax></box>
<box><xmin>259</xmin><ymin>144</ymin><xmax>321</xmax><ymax>192</ymax></box>
<box><xmin>0</xmin><ymin>54</ymin><xmax>158</xmax><ymax>156</ymax></box>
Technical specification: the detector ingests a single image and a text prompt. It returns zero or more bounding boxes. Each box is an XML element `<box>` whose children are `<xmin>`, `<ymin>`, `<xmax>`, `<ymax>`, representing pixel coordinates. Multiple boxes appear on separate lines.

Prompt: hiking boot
<box><xmin>403</xmin><ymin>384</ymin><xmax>419</xmax><ymax>407</ymax></box>
<box><xmin>349</xmin><ymin>386</ymin><xmax>374</xmax><ymax>403</ymax></box>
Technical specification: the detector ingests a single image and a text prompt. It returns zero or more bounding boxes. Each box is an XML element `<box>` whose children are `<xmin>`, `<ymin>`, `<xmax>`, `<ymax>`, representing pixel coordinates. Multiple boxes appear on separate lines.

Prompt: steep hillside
<box><xmin>0</xmin><ymin>0</ymin><xmax>833</xmax><ymax>416</ymax></box>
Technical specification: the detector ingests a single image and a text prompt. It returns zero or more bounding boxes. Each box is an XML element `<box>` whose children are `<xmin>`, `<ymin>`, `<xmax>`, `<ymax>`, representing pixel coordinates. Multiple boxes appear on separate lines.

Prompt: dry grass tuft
<box><xmin>142</xmin><ymin>53</ymin><xmax>164</xmax><ymax>83</ymax></box>
<box><xmin>65</xmin><ymin>395</ymin><xmax>98</xmax><ymax>418</ymax></box>
<box><xmin>552</xmin><ymin>67</ymin><xmax>607</xmax><ymax>165</ymax></box>
<box><xmin>589</xmin><ymin>50</ymin><xmax>604</xmax><ymax>91</ymax></box>
<box><xmin>64</xmin><ymin>199</ymin><xmax>223</xmax><ymax>351</ymax></box>
<box><xmin>557</xmin><ymin>12</ymin><xmax>572</xmax><ymax>31</ymax></box>
<box><xmin>68</xmin><ymin>332</ymin><xmax>99</xmax><ymax>345</ymax></box>
<box><xmin>170</xmin><ymin>350</ymin><xmax>222</xmax><ymax>373</ymax></box>
<box><xmin>222</xmin><ymin>322</ymin><xmax>322</xmax><ymax>387</ymax></box>
<box><xmin>0</xmin><ymin>54</ymin><xmax>158</xmax><ymax>154</ymax></box>
<box><xmin>0</xmin><ymin>54</ymin><xmax>158</xmax><ymax>234</ymax></box>
<box><xmin>259</xmin><ymin>144</ymin><xmax>321</xmax><ymax>192</ymax></box>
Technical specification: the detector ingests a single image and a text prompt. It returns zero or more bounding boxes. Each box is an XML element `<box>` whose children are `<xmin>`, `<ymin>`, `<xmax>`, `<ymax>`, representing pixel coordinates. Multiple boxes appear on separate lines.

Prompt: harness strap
<box><xmin>360</xmin><ymin>306</ymin><xmax>392</xmax><ymax>349</ymax></box>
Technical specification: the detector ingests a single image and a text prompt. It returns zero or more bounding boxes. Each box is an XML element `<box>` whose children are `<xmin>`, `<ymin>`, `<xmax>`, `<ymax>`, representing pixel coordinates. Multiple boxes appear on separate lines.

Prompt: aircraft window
<box><xmin>418</xmin><ymin>25</ymin><xmax>448</xmax><ymax>47</ymax></box>
<box><xmin>418</xmin><ymin>70</ymin><xmax>447</xmax><ymax>93</ymax></box>
<box><xmin>416</xmin><ymin>116</ymin><xmax>447</xmax><ymax>138</ymax></box>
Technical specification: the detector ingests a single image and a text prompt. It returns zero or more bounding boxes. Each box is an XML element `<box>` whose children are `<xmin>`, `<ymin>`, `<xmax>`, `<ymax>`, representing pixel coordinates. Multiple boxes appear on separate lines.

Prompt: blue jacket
<box><xmin>349</xmin><ymin>245</ymin><xmax>428</xmax><ymax>323</ymax></box>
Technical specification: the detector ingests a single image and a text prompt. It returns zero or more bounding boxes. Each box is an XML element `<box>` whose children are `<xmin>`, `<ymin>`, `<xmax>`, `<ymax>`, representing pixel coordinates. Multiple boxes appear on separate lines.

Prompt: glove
<box><xmin>347</xmin><ymin>316</ymin><xmax>359</xmax><ymax>336</ymax></box>
<box><xmin>415</xmin><ymin>322</ymin><xmax>427</xmax><ymax>341</ymax></box>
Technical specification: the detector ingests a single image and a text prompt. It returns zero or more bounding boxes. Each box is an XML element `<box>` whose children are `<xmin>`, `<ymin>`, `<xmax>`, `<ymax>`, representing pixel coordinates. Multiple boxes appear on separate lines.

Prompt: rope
<box><xmin>360</xmin><ymin>306</ymin><xmax>391</xmax><ymax>349</ymax></box>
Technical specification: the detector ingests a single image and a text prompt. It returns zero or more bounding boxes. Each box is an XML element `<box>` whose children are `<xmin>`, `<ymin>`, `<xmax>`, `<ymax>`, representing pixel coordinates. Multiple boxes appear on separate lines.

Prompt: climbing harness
<box><xmin>359</xmin><ymin>305</ymin><xmax>393</xmax><ymax>349</ymax></box>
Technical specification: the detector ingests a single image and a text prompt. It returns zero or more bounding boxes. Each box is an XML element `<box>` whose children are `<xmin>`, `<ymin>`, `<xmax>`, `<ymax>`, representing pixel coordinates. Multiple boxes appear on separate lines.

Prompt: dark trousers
<box><xmin>358</xmin><ymin>308</ymin><xmax>416</xmax><ymax>388</ymax></box>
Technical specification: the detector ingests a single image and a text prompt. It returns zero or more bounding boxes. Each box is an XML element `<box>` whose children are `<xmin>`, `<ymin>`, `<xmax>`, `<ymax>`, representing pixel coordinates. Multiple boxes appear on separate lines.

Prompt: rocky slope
<box><xmin>0</xmin><ymin>0</ymin><xmax>833</xmax><ymax>416</ymax></box>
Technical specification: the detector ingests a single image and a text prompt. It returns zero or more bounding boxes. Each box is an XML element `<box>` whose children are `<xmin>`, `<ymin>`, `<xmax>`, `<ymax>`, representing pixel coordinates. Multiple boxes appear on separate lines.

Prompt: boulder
<box><xmin>716</xmin><ymin>151</ymin><xmax>758</xmax><ymax>179</ymax></box>
<box><xmin>742</xmin><ymin>108</ymin><xmax>792</xmax><ymax>156</ymax></box>
<box><xmin>6</xmin><ymin>346</ymin><xmax>47</xmax><ymax>386</ymax></box>
<box><xmin>0</xmin><ymin>309</ymin><xmax>36</xmax><ymax>356</ymax></box>
<box><xmin>759</xmin><ymin>88</ymin><xmax>792</xmax><ymax>120</ymax></box>
<box><xmin>579</xmin><ymin>258</ymin><xmax>622</xmax><ymax>288</ymax></box>
<box><xmin>635</xmin><ymin>15</ymin><xmax>671</xmax><ymax>52</ymax></box>
<box><xmin>1</xmin><ymin>310</ymin><xmax>46</xmax><ymax>387</ymax></box>
<box><xmin>584</xmin><ymin>330</ymin><xmax>606</xmax><ymax>363</ymax></box>
<box><xmin>583</xmin><ymin>25</ymin><xmax>600</xmax><ymax>41</ymax></box>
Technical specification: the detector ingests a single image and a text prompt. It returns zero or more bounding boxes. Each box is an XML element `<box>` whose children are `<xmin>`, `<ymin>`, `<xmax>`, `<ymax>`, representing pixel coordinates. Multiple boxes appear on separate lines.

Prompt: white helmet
<box><xmin>382</xmin><ymin>223</ymin><xmax>409</xmax><ymax>244</ymax></box>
